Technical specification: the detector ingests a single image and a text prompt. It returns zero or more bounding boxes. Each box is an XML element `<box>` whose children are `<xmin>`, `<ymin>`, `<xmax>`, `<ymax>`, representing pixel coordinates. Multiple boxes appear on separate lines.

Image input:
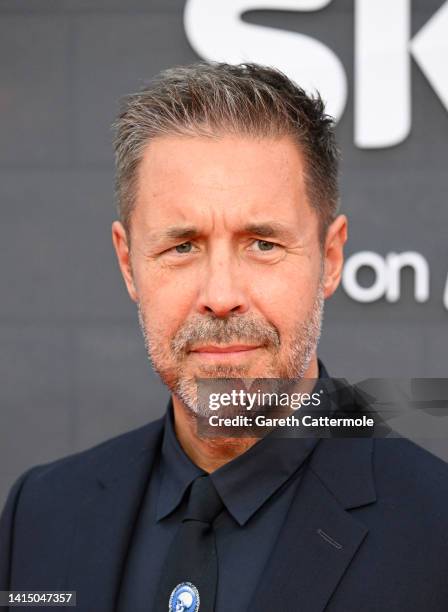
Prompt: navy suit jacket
<box><xmin>1</xmin><ymin>415</ymin><xmax>448</xmax><ymax>611</ymax></box>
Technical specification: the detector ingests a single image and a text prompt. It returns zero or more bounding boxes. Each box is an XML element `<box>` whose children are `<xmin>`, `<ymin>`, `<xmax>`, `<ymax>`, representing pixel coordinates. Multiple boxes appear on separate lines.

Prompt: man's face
<box><xmin>112</xmin><ymin>134</ymin><xmax>346</xmax><ymax>414</ymax></box>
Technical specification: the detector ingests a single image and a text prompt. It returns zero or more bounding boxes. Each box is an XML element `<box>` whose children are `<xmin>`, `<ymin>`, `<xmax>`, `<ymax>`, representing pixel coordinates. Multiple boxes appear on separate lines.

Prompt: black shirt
<box><xmin>117</xmin><ymin>362</ymin><xmax>328</xmax><ymax>611</ymax></box>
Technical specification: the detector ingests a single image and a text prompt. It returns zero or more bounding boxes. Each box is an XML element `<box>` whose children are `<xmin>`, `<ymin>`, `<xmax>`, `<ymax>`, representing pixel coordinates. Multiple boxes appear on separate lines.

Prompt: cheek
<box><xmin>250</xmin><ymin>262</ymin><xmax>320</xmax><ymax>334</ymax></box>
<box><xmin>136</xmin><ymin>267</ymin><xmax>197</xmax><ymax>335</ymax></box>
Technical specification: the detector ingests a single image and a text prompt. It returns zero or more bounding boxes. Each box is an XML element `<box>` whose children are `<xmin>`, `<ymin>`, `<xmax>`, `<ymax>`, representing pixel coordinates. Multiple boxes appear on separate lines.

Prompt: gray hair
<box><xmin>112</xmin><ymin>62</ymin><xmax>340</xmax><ymax>244</ymax></box>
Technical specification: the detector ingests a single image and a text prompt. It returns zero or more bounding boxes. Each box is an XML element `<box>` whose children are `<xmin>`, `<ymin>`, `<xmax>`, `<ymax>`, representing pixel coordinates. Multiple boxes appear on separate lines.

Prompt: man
<box><xmin>1</xmin><ymin>62</ymin><xmax>448</xmax><ymax>612</ymax></box>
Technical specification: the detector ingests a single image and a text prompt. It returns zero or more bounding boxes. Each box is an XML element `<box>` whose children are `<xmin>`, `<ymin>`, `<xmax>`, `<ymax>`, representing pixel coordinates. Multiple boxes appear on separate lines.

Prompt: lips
<box><xmin>190</xmin><ymin>344</ymin><xmax>261</xmax><ymax>353</ymax></box>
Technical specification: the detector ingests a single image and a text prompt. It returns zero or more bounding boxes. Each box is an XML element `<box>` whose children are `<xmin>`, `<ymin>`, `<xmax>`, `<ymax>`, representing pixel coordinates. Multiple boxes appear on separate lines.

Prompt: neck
<box><xmin>171</xmin><ymin>355</ymin><xmax>319</xmax><ymax>473</ymax></box>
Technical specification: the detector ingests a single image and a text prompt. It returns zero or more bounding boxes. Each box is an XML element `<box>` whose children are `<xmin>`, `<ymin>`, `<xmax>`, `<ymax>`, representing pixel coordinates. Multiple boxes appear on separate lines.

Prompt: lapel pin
<box><xmin>169</xmin><ymin>582</ymin><xmax>200</xmax><ymax>611</ymax></box>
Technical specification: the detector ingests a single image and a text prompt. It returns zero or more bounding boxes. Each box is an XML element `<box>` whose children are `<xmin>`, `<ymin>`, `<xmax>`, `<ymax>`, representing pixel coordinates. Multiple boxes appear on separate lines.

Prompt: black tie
<box><xmin>155</xmin><ymin>475</ymin><xmax>224</xmax><ymax>611</ymax></box>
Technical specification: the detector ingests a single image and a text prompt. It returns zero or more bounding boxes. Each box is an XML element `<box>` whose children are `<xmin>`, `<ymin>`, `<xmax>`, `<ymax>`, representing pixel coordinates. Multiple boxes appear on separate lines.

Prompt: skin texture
<box><xmin>112</xmin><ymin>133</ymin><xmax>347</xmax><ymax>472</ymax></box>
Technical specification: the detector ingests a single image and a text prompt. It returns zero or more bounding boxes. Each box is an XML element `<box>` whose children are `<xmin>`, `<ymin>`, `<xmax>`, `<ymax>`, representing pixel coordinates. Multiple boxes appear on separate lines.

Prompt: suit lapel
<box><xmin>251</xmin><ymin>437</ymin><xmax>376</xmax><ymax>612</ymax></box>
<box><xmin>66</xmin><ymin>418</ymin><xmax>164</xmax><ymax>612</ymax></box>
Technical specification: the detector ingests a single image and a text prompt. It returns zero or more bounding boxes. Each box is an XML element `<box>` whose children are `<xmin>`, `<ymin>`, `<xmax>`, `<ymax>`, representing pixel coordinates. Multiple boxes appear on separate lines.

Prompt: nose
<box><xmin>196</xmin><ymin>243</ymin><xmax>249</xmax><ymax>318</ymax></box>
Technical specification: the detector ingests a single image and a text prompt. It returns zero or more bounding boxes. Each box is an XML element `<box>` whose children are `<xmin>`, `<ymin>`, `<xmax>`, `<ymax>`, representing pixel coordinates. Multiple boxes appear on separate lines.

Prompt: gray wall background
<box><xmin>1</xmin><ymin>0</ymin><xmax>447</xmax><ymax>507</ymax></box>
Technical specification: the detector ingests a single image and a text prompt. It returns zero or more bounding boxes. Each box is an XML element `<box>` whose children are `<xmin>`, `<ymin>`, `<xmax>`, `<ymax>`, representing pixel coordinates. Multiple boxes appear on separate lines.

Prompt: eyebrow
<box><xmin>240</xmin><ymin>222</ymin><xmax>297</xmax><ymax>241</ymax></box>
<box><xmin>163</xmin><ymin>226</ymin><xmax>198</xmax><ymax>241</ymax></box>
<box><xmin>150</xmin><ymin>221</ymin><xmax>297</xmax><ymax>244</ymax></box>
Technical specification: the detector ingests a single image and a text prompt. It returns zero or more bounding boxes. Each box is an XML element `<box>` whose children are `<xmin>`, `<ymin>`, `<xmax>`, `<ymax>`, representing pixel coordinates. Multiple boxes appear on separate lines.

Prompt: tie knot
<box><xmin>183</xmin><ymin>476</ymin><xmax>224</xmax><ymax>524</ymax></box>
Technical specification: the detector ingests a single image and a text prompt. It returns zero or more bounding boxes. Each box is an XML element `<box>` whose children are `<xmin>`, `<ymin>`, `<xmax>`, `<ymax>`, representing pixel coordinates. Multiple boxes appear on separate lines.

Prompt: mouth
<box><xmin>188</xmin><ymin>344</ymin><xmax>263</xmax><ymax>361</ymax></box>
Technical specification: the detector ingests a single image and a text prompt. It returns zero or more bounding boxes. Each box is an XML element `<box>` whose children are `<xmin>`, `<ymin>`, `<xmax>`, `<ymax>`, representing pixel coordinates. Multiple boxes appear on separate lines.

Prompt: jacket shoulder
<box><xmin>0</xmin><ymin>418</ymin><xmax>165</xmax><ymax>589</ymax></box>
<box><xmin>18</xmin><ymin>416</ymin><xmax>165</xmax><ymax>498</ymax></box>
<box><xmin>373</xmin><ymin>437</ymin><xmax>448</xmax><ymax>509</ymax></box>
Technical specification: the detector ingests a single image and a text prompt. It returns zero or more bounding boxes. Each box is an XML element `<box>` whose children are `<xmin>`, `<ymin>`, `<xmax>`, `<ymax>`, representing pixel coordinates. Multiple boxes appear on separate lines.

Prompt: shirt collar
<box><xmin>157</xmin><ymin>359</ymin><xmax>329</xmax><ymax>526</ymax></box>
<box><xmin>156</xmin><ymin>403</ymin><xmax>205</xmax><ymax>522</ymax></box>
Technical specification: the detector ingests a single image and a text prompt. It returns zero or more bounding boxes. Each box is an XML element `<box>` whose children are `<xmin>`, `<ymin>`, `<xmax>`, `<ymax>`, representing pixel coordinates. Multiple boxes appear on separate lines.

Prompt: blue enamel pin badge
<box><xmin>168</xmin><ymin>582</ymin><xmax>200</xmax><ymax>611</ymax></box>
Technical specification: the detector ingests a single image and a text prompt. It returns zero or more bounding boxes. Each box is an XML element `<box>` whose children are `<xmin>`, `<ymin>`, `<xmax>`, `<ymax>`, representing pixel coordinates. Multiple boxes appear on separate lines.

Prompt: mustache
<box><xmin>171</xmin><ymin>314</ymin><xmax>280</xmax><ymax>356</ymax></box>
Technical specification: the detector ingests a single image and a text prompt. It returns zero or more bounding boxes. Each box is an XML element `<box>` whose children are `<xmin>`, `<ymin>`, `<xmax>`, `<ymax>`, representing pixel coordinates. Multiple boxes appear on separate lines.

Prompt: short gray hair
<box><xmin>112</xmin><ymin>62</ymin><xmax>340</xmax><ymax>244</ymax></box>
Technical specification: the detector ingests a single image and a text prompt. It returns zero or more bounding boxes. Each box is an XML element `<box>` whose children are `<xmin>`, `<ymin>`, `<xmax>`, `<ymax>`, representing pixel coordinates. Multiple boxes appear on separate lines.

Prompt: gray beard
<box><xmin>137</xmin><ymin>282</ymin><xmax>324</xmax><ymax>417</ymax></box>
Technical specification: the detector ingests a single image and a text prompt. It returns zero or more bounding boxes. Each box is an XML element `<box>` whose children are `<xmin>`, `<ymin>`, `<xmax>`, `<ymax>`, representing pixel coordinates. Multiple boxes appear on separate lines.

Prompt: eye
<box><xmin>157</xmin><ymin>240</ymin><xmax>199</xmax><ymax>264</ymax></box>
<box><xmin>249</xmin><ymin>239</ymin><xmax>280</xmax><ymax>252</ymax></box>
<box><xmin>173</xmin><ymin>241</ymin><xmax>193</xmax><ymax>254</ymax></box>
<box><xmin>255</xmin><ymin>240</ymin><xmax>276</xmax><ymax>251</ymax></box>
<box><xmin>246</xmin><ymin>239</ymin><xmax>285</xmax><ymax>262</ymax></box>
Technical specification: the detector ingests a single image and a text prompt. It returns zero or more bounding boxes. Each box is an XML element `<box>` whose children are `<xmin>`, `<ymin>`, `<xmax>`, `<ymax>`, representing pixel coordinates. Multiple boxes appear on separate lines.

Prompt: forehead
<box><xmin>133</xmin><ymin>133</ymin><xmax>314</xmax><ymax>233</ymax></box>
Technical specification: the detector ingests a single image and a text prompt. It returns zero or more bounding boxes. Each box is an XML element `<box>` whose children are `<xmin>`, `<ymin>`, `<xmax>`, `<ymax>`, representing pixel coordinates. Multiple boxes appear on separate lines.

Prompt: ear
<box><xmin>111</xmin><ymin>220</ymin><xmax>138</xmax><ymax>303</ymax></box>
<box><xmin>322</xmin><ymin>214</ymin><xmax>348</xmax><ymax>299</ymax></box>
